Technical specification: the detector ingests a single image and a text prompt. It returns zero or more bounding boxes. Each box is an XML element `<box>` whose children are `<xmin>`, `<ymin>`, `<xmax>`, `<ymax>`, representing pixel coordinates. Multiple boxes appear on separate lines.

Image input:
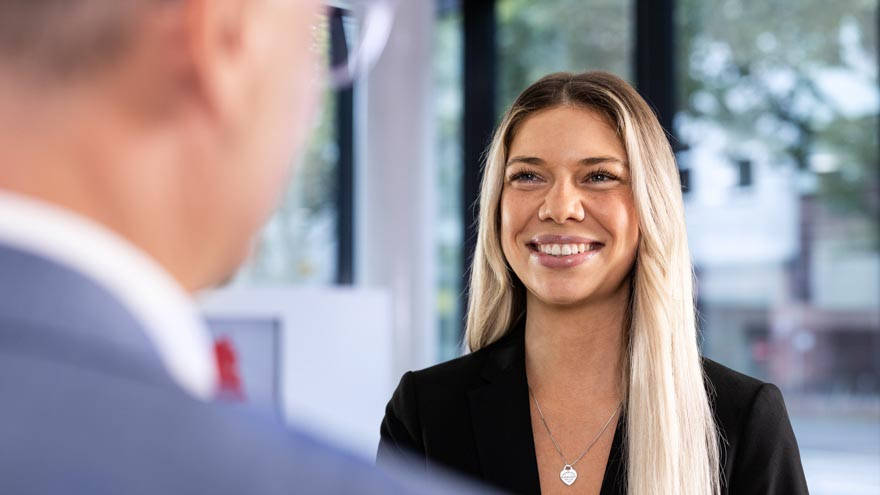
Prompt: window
<box><xmin>497</xmin><ymin>0</ymin><xmax>634</xmax><ymax>107</ymax></box>
<box><xmin>435</xmin><ymin>2</ymin><xmax>465</xmax><ymax>360</ymax></box>
<box><xmin>236</xmin><ymin>10</ymin><xmax>356</xmax><ymax>286</ymax></box>
<box><xmin>236</xmin><ymin>89</ymin><xmax>340</xmax><ymax>285</ymax></box>
<box><xmin>677</xmin><ymin>0</ymin><xmax>879</xmax><ymax>491</ymax></box>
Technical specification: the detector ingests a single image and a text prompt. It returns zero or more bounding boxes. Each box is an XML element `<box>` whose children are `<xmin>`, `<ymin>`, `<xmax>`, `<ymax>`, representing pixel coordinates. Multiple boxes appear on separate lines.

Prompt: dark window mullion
<box><xmin>461</xmin><ymin>0</ymin><xmax>497</xmax><ymax>336</ymax></box>
<box><xmin>635</xmin><ymin>0</ymin><xmax>677</xmax><ymax>149</ymax></box>
<box><xmin>330</xmin><ymin>8</ymin><xmax>355</xmax><ymax>285</ymax></box>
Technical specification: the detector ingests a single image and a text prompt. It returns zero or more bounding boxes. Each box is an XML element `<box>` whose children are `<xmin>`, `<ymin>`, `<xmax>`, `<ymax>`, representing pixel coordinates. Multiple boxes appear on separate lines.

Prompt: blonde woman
<box><xmin>377</xmin><ymin>72</ymin><xmax>808</xmax><ymax>494</ymax></box>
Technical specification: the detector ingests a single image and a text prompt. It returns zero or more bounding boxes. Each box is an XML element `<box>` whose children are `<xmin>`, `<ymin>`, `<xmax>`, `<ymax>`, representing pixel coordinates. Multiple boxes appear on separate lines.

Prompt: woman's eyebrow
<box><xmin>505</xmin><ymin>156</ymin><xmax>545</xmax><ymax>167</ymax></box>
<box><xmin>578</xmin><ymin>156</ymin><xmax>628</xmax><ymax>168</ymax></box>
<box><xmin>505</xmin><ymin>155</ymin><xmax>627</xmax><ymax>168</ymax></box>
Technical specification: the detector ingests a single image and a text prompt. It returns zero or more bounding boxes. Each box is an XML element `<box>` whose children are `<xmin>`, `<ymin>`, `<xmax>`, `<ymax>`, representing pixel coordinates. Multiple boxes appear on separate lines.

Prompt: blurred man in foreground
<box><xmin>0</xmin><ymin>1</ymin><xmax>471</xmax><ymax>493</ymax></box>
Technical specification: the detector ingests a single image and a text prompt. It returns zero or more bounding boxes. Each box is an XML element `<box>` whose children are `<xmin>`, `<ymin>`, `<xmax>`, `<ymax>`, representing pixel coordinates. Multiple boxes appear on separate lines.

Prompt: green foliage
<box><xmin>497</xmin><ymin>0</ymin><xmax>632</xmax><ymax>111</ymax></box>
<box><xmin>677</xmin><ymin>0</ymin><xmax>877</xmax><ymax>226</ymax></box>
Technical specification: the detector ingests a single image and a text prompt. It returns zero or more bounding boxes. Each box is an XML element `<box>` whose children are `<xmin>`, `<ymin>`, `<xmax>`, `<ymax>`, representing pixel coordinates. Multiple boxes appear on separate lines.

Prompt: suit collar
<box><xmin>0</xmin><ymin>192</ymin><xmax>217</xmax><ymax>400</ymax></box>
<box><xmin>0</xmin><ymin>243</ymin><xmax>177</xmax><ymax>393</ymax></box>
<box><xmin>468</xmin><ymin>317</ymin><xmax>626</xmax><ymax>494</ymax></box>
<box><xmin>468</xmin><ymin>317</ymin><xmax>541</xmax><ymax>494</ymax></box>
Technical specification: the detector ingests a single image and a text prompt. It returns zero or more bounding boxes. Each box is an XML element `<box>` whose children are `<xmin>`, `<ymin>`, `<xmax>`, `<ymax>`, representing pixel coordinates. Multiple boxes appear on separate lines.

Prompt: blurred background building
<box><xmin>201</xmin><ymin>1</ymin><xmax>879</xmax><ymax>493</ymax></box>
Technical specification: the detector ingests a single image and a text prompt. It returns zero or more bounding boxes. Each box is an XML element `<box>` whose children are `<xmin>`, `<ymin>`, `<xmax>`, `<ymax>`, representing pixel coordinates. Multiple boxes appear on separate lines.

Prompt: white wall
<box><xmin>200</xmin><ymin>287</ymin><xmax>393</xmax><ymax>459</ymax></box>
<box><xmin>356</xmin><ymin>0</ymin><xmax>438</xmax><ymax>383</ymax></box>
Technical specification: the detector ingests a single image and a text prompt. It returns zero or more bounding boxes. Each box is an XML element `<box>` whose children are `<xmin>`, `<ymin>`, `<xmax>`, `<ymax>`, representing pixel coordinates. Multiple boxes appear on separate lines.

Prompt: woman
<box><xmin>377</xmin><ymin>72</ymin><xmax>808</xmax><ymax>494</ymax></box>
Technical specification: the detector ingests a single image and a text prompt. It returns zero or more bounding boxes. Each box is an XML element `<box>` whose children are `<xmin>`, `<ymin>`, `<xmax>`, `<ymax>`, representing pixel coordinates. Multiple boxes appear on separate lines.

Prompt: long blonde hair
<box><xmin>464</xmin><ymin>71</ymin><xmax>721</xmax><ymax>495</ymax></box>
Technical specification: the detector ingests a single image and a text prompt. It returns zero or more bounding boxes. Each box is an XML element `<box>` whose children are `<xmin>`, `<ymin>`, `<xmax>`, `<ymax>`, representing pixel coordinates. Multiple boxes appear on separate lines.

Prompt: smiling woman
<box><xmin>501</xmin><ymin>106</ymin><xmax>639</xmax><ymax>307</ymax></box>
<box><xmin>377</xmin><ymin>72</ymin><xmax>809</xmax><ymax>495</ymax></box>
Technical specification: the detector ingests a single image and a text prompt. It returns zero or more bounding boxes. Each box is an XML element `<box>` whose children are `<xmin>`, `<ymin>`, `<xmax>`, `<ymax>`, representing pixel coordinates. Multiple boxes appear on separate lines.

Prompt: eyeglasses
<box><xmin>315</xmin><ymin>0</ymin><xmax>396</xmax><ymax>89</ymax></box>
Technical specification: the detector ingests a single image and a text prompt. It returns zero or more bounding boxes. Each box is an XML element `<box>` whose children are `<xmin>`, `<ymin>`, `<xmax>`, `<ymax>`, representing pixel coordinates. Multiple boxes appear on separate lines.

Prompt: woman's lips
<box><xmin>528</xmin><ymin>242</ymin><xmax>604</xmax><ymax>268</ymax></box>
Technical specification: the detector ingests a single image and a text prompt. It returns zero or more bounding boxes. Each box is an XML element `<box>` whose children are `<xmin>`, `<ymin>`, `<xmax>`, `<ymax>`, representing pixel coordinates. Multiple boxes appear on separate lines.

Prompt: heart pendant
<box><xmin>560</xmin><ymin>465</ymin><xmax>578</xmax><ymax>486</ymax></box>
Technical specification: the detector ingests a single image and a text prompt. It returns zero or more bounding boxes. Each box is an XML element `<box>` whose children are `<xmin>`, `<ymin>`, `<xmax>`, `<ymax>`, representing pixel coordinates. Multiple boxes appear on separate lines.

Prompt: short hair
<box><xmin>0</xmin><ymin>0</ymin><xmax>157</xmax><ymax>80</ymax></box>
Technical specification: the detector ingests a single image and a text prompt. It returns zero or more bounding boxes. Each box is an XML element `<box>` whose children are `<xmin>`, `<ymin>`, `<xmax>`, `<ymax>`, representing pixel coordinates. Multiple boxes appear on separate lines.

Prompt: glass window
<box><xmin>235</xmin><ymin>89</ymin><xmax>340</xmax><ymax>286</ymax></box>
<box><xmin>435</xmin><ymin>3</ymin><xmax>464</xmax><ymax>360</ymax></box>
<box><xmin>497</xmin><ymin>0</ymin><xmax>634</xmax><ymax>108</ymax></box>
<box><xmin>235</xmin><ymin>13</ymin><xmax>342</xmax><ymax>286</ymax></box>
<box><xmin>677</xmin><ymin>0</ymin><xmax>879</xmax><ymax>492</ymax></box>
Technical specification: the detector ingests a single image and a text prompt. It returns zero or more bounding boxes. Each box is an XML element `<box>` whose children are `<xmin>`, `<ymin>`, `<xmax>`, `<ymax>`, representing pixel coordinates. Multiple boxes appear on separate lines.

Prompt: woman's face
<box><xmin>500</xmin><ymin>105</ymin><xmax>639</xmax><ymax>307</ymax></box>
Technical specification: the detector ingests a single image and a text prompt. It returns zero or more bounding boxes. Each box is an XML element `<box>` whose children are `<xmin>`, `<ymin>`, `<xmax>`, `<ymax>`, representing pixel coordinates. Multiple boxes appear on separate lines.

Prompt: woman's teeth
<box><xmin>537</xmin><ymin>243</ymin><xmax>597</xmax><ymax>256</ymax></box>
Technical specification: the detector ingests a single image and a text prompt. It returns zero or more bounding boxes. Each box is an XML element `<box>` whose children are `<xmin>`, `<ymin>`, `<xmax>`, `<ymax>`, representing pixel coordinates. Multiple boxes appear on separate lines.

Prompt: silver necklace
<box><xmin>528</xmin><ymin>386</ymin><xmax>621</xmax><ymax>487</ymax></box>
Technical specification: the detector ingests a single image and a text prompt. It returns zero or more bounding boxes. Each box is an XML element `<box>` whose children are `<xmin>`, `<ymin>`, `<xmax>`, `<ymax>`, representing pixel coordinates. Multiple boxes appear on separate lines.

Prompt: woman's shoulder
<box><xmin>377</xmin><ymin>336</ymin><xmax>513</xmax><ymax>464</ymax></box>
<box><xmin>701</xmin><ymin>359</ymin><xmax>808</xmax><ymax>491</ymax></box>
<box><xmin>702</xmin><ymin>357</ymin><xmax>767</xmax><ymax>402</ymax></box>
<box><xmin>701</xmin><ymin>357</ymin><xmax>788</xmax><ymax>427</ymax></box>
<box><xmin>392</xmin><ymin>329</ymin><xmax>521</xmax><ymax>409</ymax></box>
<box><xmin>407</xmin><ymin>337</ymin><xmax>503</xmax><ymax>391</ymax></box>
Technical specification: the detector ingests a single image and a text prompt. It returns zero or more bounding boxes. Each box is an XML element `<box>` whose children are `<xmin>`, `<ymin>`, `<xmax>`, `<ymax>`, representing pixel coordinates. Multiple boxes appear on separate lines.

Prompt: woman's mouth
<box><xmin>527</xmin><ymin>241</ymin><xmax>604</xmax><ymax>268</ymax></box>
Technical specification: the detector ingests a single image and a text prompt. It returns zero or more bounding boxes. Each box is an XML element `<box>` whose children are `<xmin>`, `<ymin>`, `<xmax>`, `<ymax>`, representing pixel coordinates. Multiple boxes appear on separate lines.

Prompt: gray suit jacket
<box><xmin>0</xmin><ymin>243</ymin><xmax>471</xmax><ymax>494</ymax></box>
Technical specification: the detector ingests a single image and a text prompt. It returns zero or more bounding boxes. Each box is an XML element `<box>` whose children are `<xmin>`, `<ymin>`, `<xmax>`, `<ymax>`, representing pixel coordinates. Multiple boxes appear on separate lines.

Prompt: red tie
<box><xmin>213</xmin><ymin>336</ymin><xmax>245</xmax><ymax>401</ymax></box>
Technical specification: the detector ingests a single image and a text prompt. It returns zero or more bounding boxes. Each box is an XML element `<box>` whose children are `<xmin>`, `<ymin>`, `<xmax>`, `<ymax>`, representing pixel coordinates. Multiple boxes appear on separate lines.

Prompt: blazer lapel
<box><xmin>599</xmin><ymin>412</ymin><xmax>626</xmax><ymax>494</ymax></box>
<box><xmin>467</xmin><ymin>321</ymin><xmax>541</xmax><ymax>495</ymax></box>
<box><xmin>466</xmin><ymin>318</ymin><xmax>629</xmax><ymax>495</ymax></box>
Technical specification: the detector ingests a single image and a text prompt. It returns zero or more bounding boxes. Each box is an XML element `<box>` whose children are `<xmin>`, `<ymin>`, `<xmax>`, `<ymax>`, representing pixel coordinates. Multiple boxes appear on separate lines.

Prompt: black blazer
<box><xmin>377</xmin><ymin>321</ymin><xmax>809</xmax><ymax>494</ymax></box>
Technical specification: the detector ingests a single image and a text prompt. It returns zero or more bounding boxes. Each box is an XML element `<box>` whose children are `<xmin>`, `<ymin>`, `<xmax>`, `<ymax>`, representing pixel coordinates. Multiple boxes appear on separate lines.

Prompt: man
<box><xmin>0</xmin><ymin>1</ymin><xmax>474</xmax><ymax>493</ymax></box>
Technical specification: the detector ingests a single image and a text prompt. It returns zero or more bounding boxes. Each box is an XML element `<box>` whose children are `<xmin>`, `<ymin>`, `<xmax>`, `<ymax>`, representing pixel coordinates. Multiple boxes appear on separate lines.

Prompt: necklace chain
<box><xmin>528</xmin><ymin>386</ymin><xmax>621</xmax><ymax>468</ymax></box>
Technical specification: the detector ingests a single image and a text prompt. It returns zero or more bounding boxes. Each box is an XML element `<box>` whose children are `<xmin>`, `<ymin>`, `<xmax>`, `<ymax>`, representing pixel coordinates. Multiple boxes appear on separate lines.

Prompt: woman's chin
<box><xmin>532</xmin><ymin>288</ymin><xmax>596</xmax><ymax>308</ymax></box>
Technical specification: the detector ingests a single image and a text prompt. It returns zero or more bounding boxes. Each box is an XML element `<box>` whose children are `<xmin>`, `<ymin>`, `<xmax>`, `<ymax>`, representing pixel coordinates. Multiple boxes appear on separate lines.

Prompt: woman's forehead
<box><xmin>508</xmin><ymin>106</ymin><xmax>627</xmax><ymax>164</ymax></box>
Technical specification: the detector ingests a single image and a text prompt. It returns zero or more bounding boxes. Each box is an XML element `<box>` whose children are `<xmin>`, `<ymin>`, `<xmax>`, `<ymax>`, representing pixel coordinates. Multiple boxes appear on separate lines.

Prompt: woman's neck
<box><xmin>524</xmin><ymin>288</ymin><xmax>629</xmax><ymax>404</ymax></box>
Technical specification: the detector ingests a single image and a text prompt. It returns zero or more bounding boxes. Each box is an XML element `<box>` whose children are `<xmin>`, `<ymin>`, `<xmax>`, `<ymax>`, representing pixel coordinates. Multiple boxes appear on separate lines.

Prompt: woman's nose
<box><xmin>537</xmin><ymin>181</ymin><xmax>585</xmax><ymax>223</ymax></box>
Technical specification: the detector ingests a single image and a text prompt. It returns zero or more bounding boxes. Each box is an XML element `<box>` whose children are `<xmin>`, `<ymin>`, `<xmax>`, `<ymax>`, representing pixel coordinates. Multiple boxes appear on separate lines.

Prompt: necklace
<box><xmin>528</xmin><ymin>386</ymin><xmax>621</xmax><ymax>487</ymax></box>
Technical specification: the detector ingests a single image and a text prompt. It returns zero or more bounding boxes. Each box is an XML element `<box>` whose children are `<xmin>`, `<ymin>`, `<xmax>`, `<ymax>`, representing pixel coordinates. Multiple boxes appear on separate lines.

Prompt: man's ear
<box><xmin>179</xmin><ymin>0</ymin><xmax>252</xmax><ymax>123</ymax></box>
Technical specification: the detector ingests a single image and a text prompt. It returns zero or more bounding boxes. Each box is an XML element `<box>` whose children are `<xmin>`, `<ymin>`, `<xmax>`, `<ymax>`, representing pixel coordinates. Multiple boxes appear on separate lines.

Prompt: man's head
<box><xmin>0</xmin><ymin>0</ymin><xmax>323</xmax><ymax>290</ymax></box>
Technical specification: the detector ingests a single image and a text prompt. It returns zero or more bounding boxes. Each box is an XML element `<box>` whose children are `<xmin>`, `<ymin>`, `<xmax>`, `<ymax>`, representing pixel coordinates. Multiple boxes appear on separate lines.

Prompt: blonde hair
<box><xmin>464</xmin><ymin>71</ymin><xmax>721</xmax><ymax>495</ymax></box>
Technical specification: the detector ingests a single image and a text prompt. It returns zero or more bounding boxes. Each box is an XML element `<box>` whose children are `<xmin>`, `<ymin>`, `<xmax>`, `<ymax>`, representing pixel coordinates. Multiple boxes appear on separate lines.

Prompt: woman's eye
<box><xmin>509</xmin><ymin>171</ymin><xmax>542</xmax><ymax>183</ymax></box>
<box><xmin>586</xmin><ymin>172</ymin><xmax>616</xmax><ymax>183</ymax></box>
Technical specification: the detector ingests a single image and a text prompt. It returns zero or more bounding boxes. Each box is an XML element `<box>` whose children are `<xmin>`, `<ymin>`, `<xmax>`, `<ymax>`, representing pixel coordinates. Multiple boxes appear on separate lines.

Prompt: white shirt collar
<box><xmin>0</xmin><ymin>191</ymin><xmax>218</xmax><ymax>401</ymax></box>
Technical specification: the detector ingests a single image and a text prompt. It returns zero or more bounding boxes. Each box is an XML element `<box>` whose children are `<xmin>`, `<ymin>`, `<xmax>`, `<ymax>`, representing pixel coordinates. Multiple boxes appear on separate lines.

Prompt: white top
<box><xmin>0</xmin><ymin>191</ymin><xmax>218</xmax><ymax>401</ymax></box>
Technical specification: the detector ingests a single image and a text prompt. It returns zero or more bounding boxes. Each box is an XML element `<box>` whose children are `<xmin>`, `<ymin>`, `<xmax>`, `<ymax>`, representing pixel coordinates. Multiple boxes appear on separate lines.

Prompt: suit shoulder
<box><xmin>379</xmin><ymin>342</ymin><xmax>498</xmax><ymax>467</ymax></box>
<box><xmin>0</xmin><ymin>355</ymin><xmax>417</xmax><ymax>495</ymax></box>
<box><xmin>701</xmin><ymin>358</ymin><xmax>792</xmax><ymax>446</ymax></box>
<box><xmin>702</xmin><ymin>357</ymin><xmax>766</xmax><ymax>402</ymax></box>
<box><xmin>389</xmin><ymin>338</ymin><xmax>507</xmax><ymax>411</ymax></box>
<box><xmin>701</xmin><ymin>361</ymin><xmax>807</xmax><ymax>491</ymax></box>
<box><xmin>409</xmin><ymin>340</ymin><xmax>497</xmax><ymax>390</ymax></box>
